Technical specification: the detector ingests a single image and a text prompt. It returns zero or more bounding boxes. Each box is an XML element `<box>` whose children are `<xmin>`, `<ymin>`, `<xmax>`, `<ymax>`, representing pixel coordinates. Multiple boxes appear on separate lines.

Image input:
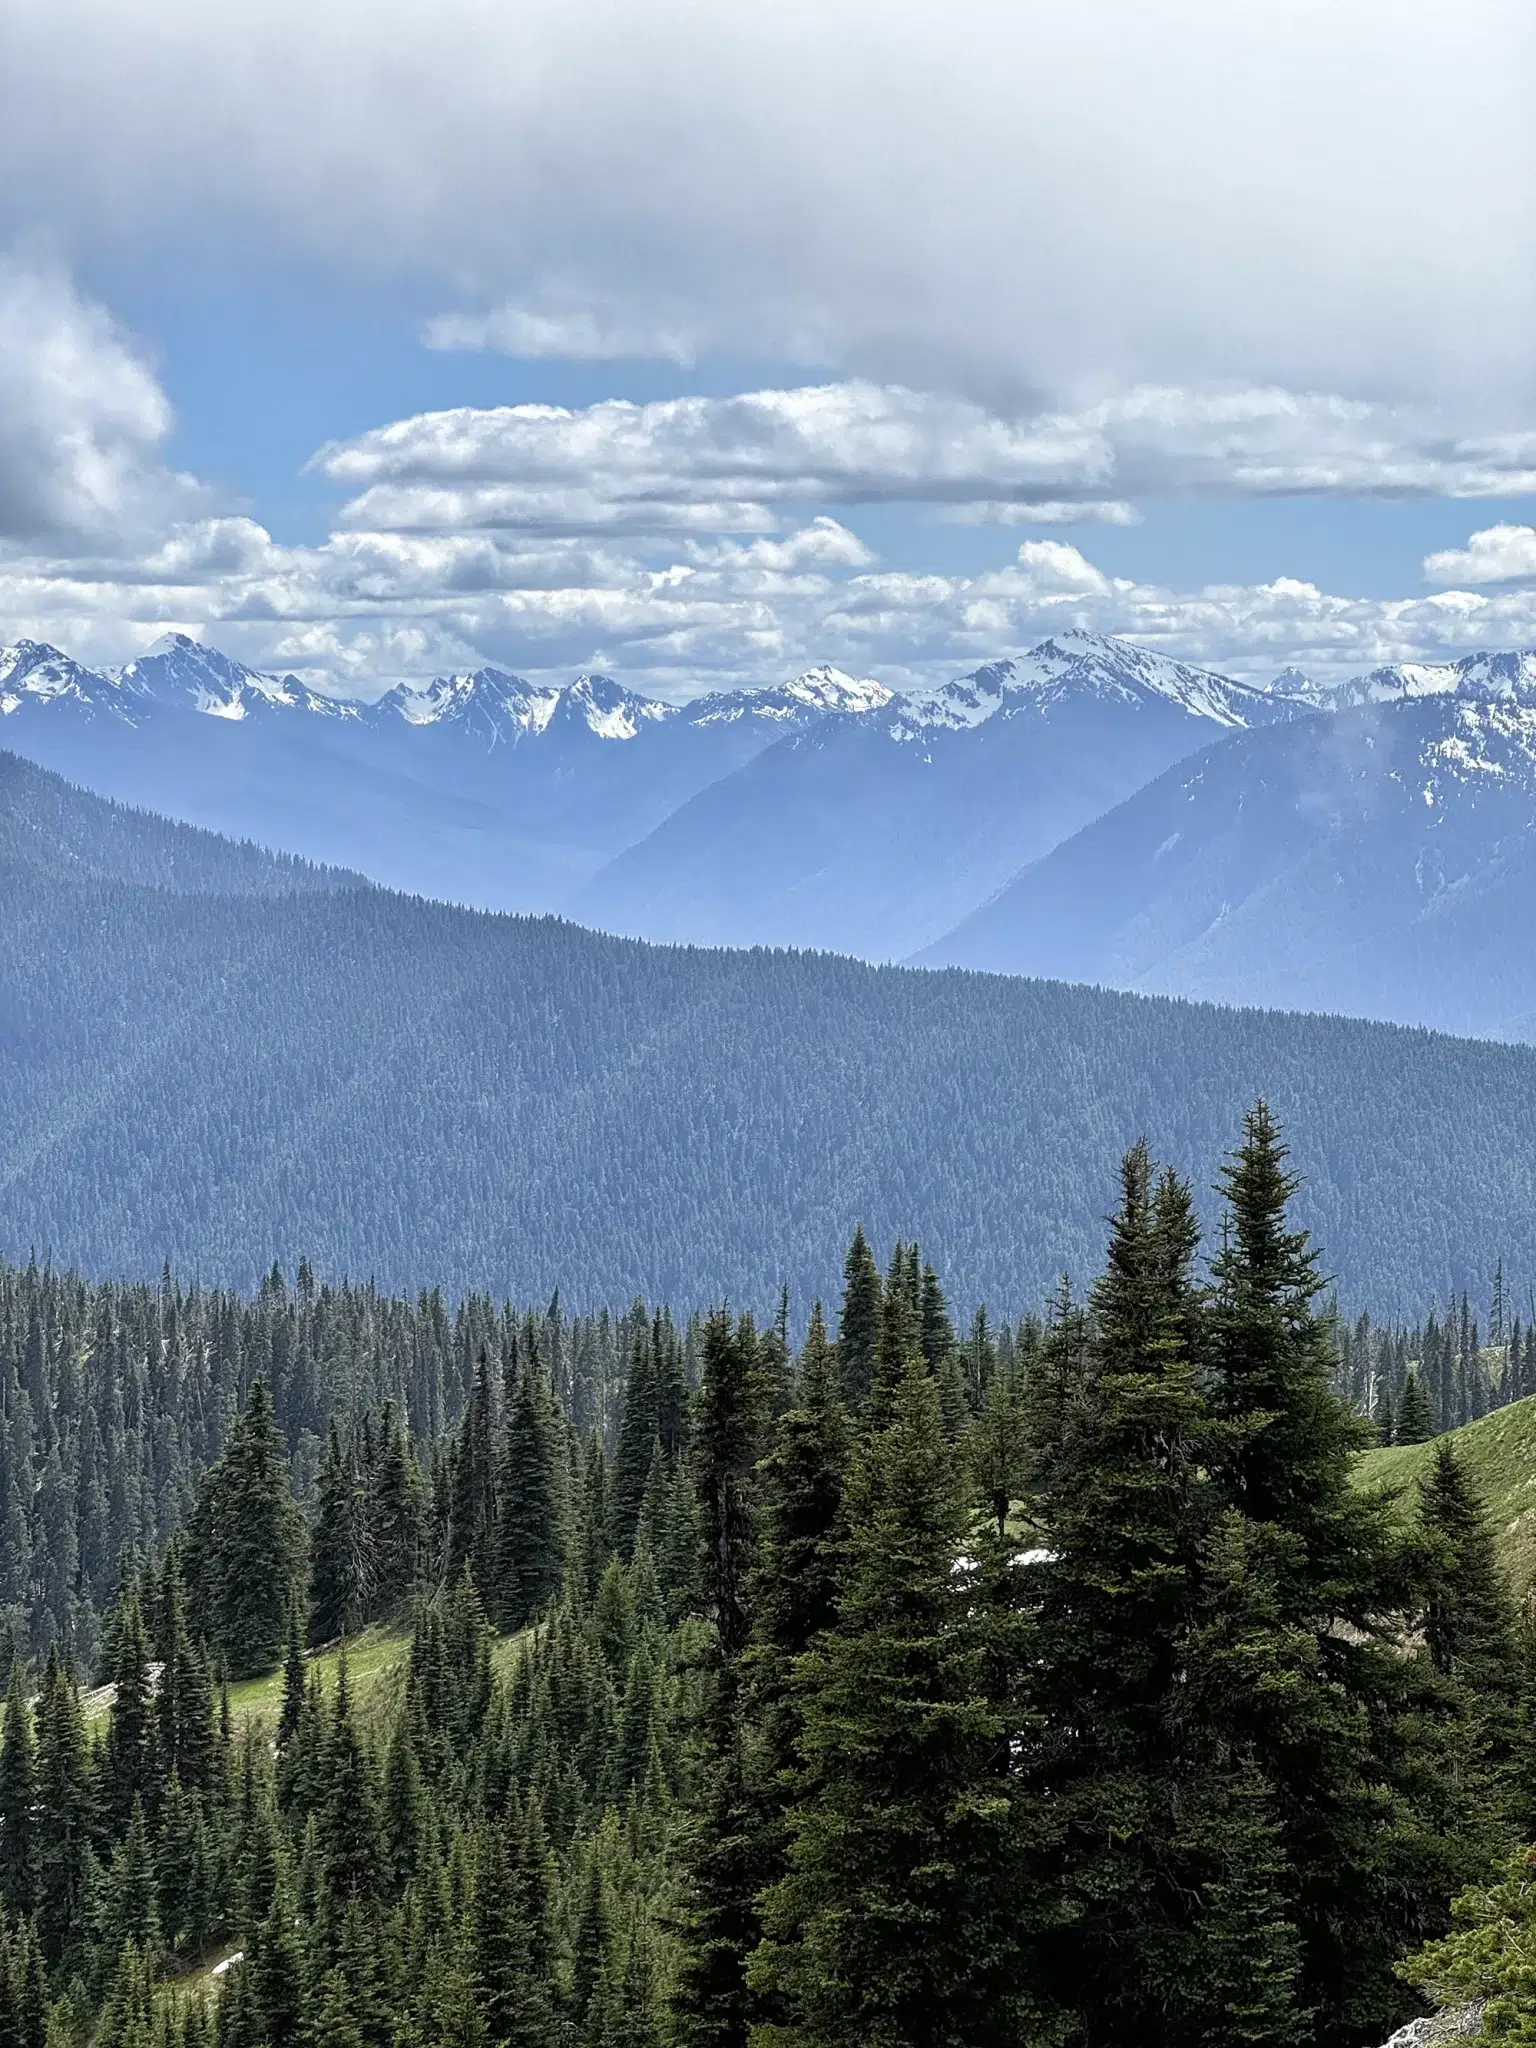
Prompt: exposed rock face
<box><xmin>1383</xmin><ymin>2004</ymin><xmax>1485</xmax><ymax>2045</ymax></box>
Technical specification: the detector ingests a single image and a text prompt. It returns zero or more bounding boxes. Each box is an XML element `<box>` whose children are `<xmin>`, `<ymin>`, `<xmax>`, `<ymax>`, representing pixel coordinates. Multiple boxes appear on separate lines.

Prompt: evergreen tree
<box><xmin>756</xmin><ymin>1356</ymin><xmax>1041</xmax><ymax>2048</ymax></box>
<box><xmin>184</xmin><ymin>1381</ymin><xmax>303</xmax><ymax>1678</ymax></box>
<box><xmin>310</xmin><ymin>1422</ymin><xmax>372</xmax><ymax>1644</ymax></box>
<box><xmin>1396</xmin><ymin>1370</ymin><xmax>1436</xmax><ymax>1444</ymax></box>
<box><xmin>835</xmin><ymin>1231</ymin><xmax>881</xmax><ymax>1415</ymax></box>
<box><xmin>34</xmin><ymin>1647</ymin><xmax>93</xmax><ymax>1959</ymax></box>
<box><xmin>0</xmin><ymin>1660</ymin><xmax>37</xmax><ymax>1915</ymax></box>
<box><xmin>490</xmin><ymin>1363</ymin><xmax>565</xmax><ymax>1631</ymax></box>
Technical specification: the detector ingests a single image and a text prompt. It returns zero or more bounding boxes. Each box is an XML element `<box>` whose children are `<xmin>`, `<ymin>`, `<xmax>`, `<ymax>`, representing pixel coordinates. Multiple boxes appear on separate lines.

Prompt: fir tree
<box><xmin>756</xmin><ymin>1356</ymin><xmax>1040</xmax><ymax>2048</ymax></box>
<box><xmin>1396</xmin><ymin>1370</ymin><xmax>1436</xmax><ymax>1444</ymax></box>
<box><xmin>0</xmin><ymin>1660</ymin><xmax>37</xmax><ymax>1915</ymax></box>
<box><xmin>835</xmin><ymin>1231</ymin><xmax>881</xmax><ymax>1415</ymax></box>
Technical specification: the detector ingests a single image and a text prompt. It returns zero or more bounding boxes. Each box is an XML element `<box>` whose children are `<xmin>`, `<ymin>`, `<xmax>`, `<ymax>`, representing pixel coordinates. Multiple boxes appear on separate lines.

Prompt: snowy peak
<box><xmin>563</xmin><ymin>674</ymin><xmax>676</xmax><ymax>741</ymax></box>
<box><xmin>683</xmin><ymin>665</ymin><xmax>894</xmax><ymax>731</ymax></box>
<box><xmin>112</xmin><ymin>634</ymin><xmax>355</xmax><ymax>721</ymax></box>
<box><xmin>1322</xmin><ymin>650</ymin><xmax>1536</xmax><ymax>712</ymax></box>
<box><xmin>771</xmin><ymin>666</ymin><xmax>893</xmax><ymax>715</ymax></box>
<box><xmin>373</xmin><ymin>667</ymin><xmax>561</xmax><ymax>741</ymax></box>
<box><xmin>897</xmin><ymin>634</ymin><xmax>1279</xmax><ymax>738</ymax></box>
<box><xmin>0</xmin><ymin>641</ymin><xmax>133</xmax><ymax>721</ymax></box>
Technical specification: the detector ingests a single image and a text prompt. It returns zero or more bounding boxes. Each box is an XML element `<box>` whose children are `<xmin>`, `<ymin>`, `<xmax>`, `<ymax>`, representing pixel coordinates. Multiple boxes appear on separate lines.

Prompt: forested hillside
<box><xmin>0</xmin><ymin>1109</ymin><xmax>1527</xmax><ymax>2047</ymax></box>
<box><xmin>6</xmin><ymin>750</ymin><xmax>1536</xmax><ymax>1315</ymax></box>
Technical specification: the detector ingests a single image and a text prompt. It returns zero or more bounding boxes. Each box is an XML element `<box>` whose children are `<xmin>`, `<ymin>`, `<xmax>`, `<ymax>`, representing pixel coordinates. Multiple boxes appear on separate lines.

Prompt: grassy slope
<box><xmin>1356</xmin><ymin>1394</ymin><xmax>1536</xmax><ymax>1593</ymax></box>
<box><xmin>80</xmin><ymin>1621</ymin><xmax>531</xmax><ymax>1733</ymax></box>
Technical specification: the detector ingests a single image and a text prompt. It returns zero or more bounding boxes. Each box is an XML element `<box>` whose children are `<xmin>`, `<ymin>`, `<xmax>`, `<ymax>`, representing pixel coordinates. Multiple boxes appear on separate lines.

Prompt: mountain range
<box><xmin>6</xmin><ymin>628</ymin><xmax>1536</xmax><ymax>1035</ymax></box>
<box><xmin>5</xmin><ymin>742</ymin><xmax>1536</xmax><ymax>1313</ymax></box>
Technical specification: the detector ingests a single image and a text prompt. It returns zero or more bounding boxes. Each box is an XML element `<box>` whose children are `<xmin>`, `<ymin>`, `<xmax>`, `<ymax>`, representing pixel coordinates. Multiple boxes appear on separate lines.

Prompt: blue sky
<box><xmin>0</xmin><ymin>0</ymin><xmax>1531</xmax><ymax>695</ymax></box>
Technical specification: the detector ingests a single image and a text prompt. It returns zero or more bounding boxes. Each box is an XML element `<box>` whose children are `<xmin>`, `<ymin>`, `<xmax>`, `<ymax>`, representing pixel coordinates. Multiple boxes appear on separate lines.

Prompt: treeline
<box><xmin>0</xmin><ymin>1106</ymin><xmax>1529</xmax><ymax>2045</ymax></box>
<box><xmin>0</xmin><ymin>1258</ymin><xmax>723</xmax><ymax>1671</ymax></box>
<box><xmin>1336</xmin><ymin>1269</ymin><xmax>1536</xmax><ymax>1441</ymax></box>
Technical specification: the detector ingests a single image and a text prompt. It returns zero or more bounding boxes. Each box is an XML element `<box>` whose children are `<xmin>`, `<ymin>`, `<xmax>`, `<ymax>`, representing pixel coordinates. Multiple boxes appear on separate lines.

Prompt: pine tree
<box><xmin>310</xmin><ymin>1422</ymin><xmax>372</xmax><ymax>1644</ymax></box>
<box><xmin>750</xmin><ymin>1304</ymin><xmax>848</xmax><ymax>1793</ymax></box>
<box><xmin>371</xmin><ymin>1403</ymin><xmax>423</xmax><ymax>1612</ymax></box>
<box><xmin>835</xmin><ymin>1231</ymin><xmax>881</xmax><ymax>1415</ymax></box>
<box><xmin>756</xmin><ymin>1356</ymin><xmax>1040</xmax><ymax>2048</ymax></box>
<box><xmin>1419</xmin><ymin>1440</ymin><xmax>1523</xmax><ymax>1848</ymax></box>
<box><xmin>1026</xmin><ymin>1147</ymin><xmax>1215</xmax><ymax>2039</ymax></box>
<box><xmin>34</xmin><ymin>1647</ymin><xmax>93</xmax><ymax>1959</ymax></box>
<box><xmin>104</xmin><ymin>1593</ymin><xmax>156</xmax><ymax>1825</ymax></box>
<box><xmin>1396</xmin><ymin>1370</ymin><xmax>1436</xmax><ymax>1444</ymax></box>
<box><xmin>670</xmin><ymin>1313</ymin><xmax>769</xmax><ymax>2048</ymax></box>
<box><xmin>490</xmin><ymin>1363</ymin><xmax>565</xmax><ymax>1631</ymax></box>
<box><xmin>0</xmin><ymin>1660</ymin><xmax>37</xmax><ymax>1915</ymax></box>
<box><xmin>183</xmin><ymin>1381</ymin><xmax>303</xmax><ymax>1678</ymax></box>
<box><xmin>1209</xmin><ymin>1103</ymin><xmax>1460</xmax><ymax>2043</ymax></box>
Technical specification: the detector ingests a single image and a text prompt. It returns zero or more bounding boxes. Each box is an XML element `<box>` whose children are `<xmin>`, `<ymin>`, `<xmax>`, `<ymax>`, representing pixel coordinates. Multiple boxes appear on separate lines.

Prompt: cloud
<box><xmin>314</xmin><ymin>383</ymin><xmax>1113</xmax><ymax>533</ymax></box>
<box><xmin>8</xmin><ymin>498</ymin><xmax>1536</xmax><ymax>701</ymax></box>
<box><xmin>0</xmin><ymin>258</ymin><xmax>194</xmax><ymax>543</ymax></box>
<box><xmin>424</xmin><ymin>304</ymin><xmax>698</xmax><ymax>365</ymax></box>
<box><xmin>311</xmin><ymin>381</ymin><xmax>1536</xmax><ymax>542</ymax></box>
<box><xmin>0</xmin><ymin>0</ymin><xmax>1529</xmax><ymax>417</ymax></box>
<box><xmin>1424</xmin><ymin>524</ymin><xmax>1536</xmax><ymax>588</ymax></box>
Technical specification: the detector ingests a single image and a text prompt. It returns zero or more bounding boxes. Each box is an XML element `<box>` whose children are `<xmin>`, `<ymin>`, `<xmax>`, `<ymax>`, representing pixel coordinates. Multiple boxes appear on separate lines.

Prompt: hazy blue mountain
<box><xmin>5</xmin><ymin>745</ymin><xmax>1536</xmax><ymax>1315</ymax></box>
<box><xmin>572</xmin><ymin>633</ymin><xmax>1304</xmax><ymax>957</ymax></box>
<box><xmin>0</xmin><ymin>634</ymin><xmax>893</xmax><ymax>910</ymax></box>
<box><xmin>921</xmin><ymin>684</ymin><xmax>1536</xmax><ymax>1040</ymax></box>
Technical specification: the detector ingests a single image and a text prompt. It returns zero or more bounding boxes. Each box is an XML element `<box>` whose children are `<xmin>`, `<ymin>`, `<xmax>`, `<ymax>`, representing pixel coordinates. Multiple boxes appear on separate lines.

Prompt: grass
<box><xmin>79</xmin><ymin>1619</ymin><xmax>534</xmax><ymax>1731</ymax></box>
<box><xmin>1355</xmin><ymin>1393</ymin><xmax>1536</xmax><ymax>1593</ymax></box>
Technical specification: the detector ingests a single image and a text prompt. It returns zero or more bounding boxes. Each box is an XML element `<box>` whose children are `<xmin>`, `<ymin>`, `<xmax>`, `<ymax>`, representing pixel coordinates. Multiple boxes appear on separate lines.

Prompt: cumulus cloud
<box><xmin>0</xmin><ymin>0</ymin><xmax>1529</xmax><ymax>417</ymax></box>
<box><xmin>1424</xmin><ymin>524</ymin><xmax>1536</xmax><ymax>588</ymax></box>
<box><xmin>7</xmin><ymin>499</ymin><xmax>1536</xmax><ymax>700</ymax></box>
<box><xmin>310</xmin><ymin>381</ymin><xmax>1536</xmax><ymax>542</ymax></box>
<box><xmin>0</xmin><ymin>258</ymin><xmax>195</xmax><ymax>542</ymax></box>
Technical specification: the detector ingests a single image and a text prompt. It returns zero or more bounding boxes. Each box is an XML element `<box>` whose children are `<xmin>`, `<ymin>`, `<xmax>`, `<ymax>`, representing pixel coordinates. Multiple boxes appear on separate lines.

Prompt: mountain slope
<box><xmin>1355</xmin><ymin>1397</ymin><xmax>1536</xmax><ymax>1592</ymax></box>
<box><xmin>573</xmin><ymin>634</ymin><xmax>1297</xmax><ymax>958</ymax></box>
<box><xmin>6</xmin><ymin>749</ymin><xmax>1536</xmax><ymax>1313</ymax></box>
<box><xmin>0</xmin><ymin>749</ymin><xmax>365</xmax><ymax>896</ymax></box>
<box><xmin>0</xmin><ymin>636</ymin><xmax>894</xmax><ymax>912</ymax></box>
<box><xmin>921</xmin><ymin>690</ymin><xmax>1536</xmax><ymax>1040</ymax></box>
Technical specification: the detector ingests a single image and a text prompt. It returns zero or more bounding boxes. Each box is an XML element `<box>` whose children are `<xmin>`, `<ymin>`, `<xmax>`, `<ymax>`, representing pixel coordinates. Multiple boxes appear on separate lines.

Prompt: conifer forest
<box><xmin>1</xmin><ymin>1107</ymin><xmax>1535</xmax><ymax>2047</ymax></box>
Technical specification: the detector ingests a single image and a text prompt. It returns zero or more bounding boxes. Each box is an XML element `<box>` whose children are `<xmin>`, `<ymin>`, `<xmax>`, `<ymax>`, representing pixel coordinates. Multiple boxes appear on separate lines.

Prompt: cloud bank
<box><xmin>0</xmin><ymin>0</ymin><xmax>1530</xmax><ymax>416</ymax></box>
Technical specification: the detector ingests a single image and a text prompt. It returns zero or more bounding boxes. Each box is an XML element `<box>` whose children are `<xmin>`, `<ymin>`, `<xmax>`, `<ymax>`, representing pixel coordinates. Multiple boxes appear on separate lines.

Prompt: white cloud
<box><xmin>0</xmin><ymin>0</ymin><xmax>1528</xmax><ymax>417</ymax></box>
<box><xmin>0</xmin><ymin>258</ymin><xmax>195</xmax><ymax>542</ymax></box>
<box><xmin>310</xmin><ymin>381</ymin><xmax>1536</xmax><ymax>542</ymax></box>
<box><xmin>1424</xmin><ymin>524</ymin><xmax>1536</xmax><ymax>588</ymax></box>
<box><xmin>424</xmin><ymin>304</ymin><xmax>697</xmax><ymax>365</ymax></box>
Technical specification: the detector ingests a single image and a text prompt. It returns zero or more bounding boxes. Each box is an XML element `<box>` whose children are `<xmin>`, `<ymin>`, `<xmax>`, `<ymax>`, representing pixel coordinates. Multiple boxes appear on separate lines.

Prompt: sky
<box><xmin>0</xmin><ymin>0</ymin><xmax>1533</xmax><ymax>698</ymax></box>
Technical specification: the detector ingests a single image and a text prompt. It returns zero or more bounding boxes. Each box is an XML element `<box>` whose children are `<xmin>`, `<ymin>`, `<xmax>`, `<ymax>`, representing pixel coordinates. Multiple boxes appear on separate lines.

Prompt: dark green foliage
<box><xmin>1396</xmin><ymin>1369</ymin><xmax>1436</xmax><ymax>1443</ymax></box>
<box><xmin>490</xmin><ymin>1361</ymin><xmax>566</xmax><ymax>1630</ymax></box>
<box><xmin>0</xmin><ymin>1662</ymin><xmax>37</xmax><ymax>1915</ymax></box>
<box><xmin>756</xmin><ymin>1357</ymin><xmax>1040</xmax><ymax>2048</ymax></box>
<box><xmin>835</xmin><ymin>1231</ymin><xmax>881</xmax><ymax>1413</ymax></box>
<box><xmin>184</xmin><ymin>1382</ymin><xmax>303</xmax><ymax>1678</ymax></box>
<box><xmin>0</xmin><ymin>1107</ymin><xmax>1516</xmax><ymax>2048</ymax></box>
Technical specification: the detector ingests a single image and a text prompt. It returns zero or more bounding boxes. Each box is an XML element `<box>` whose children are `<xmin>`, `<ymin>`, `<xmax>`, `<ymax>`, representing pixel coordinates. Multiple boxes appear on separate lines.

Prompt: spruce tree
<box><xmin>490</xmin><ymin>1363</ymin><xmax>565</xmax><ymax>1631</ymax></box>
<box><xmin>1396</xmin><ymin>1370</ymin><xmax>1436</xmax><ymax>1444</ymax></box>
<box><xmin>0</xmin><ymin>1661</ymin><xmax>37</xmax><ymax>1916</ymax></box>
<box><xmin>183</xmin><ymin>1381</ymin><xmax>303</xmax><ymax>1678</ymax></box>
<box><xmin>1026</xmin><ymin>1146</ymin><xmax>1215</xmax><ymax>2040</ymax></box>
<box><xmin>835</xmin><ymin>1231</ymin><xmax>881</xmax><ymax>1415</ymax></box>
<box><xmin>310</xmin><ymin>1422</ymin><xmax>372</xmax><ymax>1645</ymax></box>
<box><xmin>756</xmin><ymin>1356</ymin><xmax>1040</xmax><ymax>2048</ymax></box>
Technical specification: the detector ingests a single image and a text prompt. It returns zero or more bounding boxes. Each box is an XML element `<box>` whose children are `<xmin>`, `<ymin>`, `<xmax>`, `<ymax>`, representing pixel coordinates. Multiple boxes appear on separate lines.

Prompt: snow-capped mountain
<box><xmin>1318</xmin><ymin>647</ymin><xmax>1536</xmax><ymax>711</ymax></box>
<box><xmin>8</xmin><ymin>623</ymin><xmax>1536</xmax><ymax>996</ymax></box>
<box><xmin>897</xmin><ymin>631</ymin><xmax>1292</xmax><ymax>736</ymax></box>
<box><xmin>921</xmin><ymin>687</ymin><xmax>1536</xmax><ymax>1040</ymax></box>
<box><xmin>572</xmin><ymin>634</ymin><xmax>1311</xmax><ymax>959</ymax></box>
